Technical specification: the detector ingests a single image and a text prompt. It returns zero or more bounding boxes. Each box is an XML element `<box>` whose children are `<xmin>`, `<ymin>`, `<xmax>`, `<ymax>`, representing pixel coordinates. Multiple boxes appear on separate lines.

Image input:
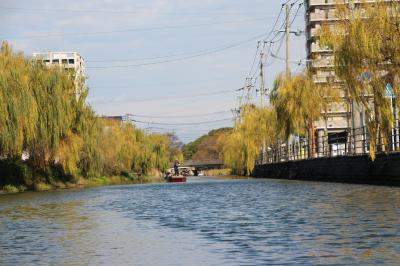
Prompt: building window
<box><xmin>62</xmin><ymin>59</ymin><xmax>68</xmax><ymax>64</ymax></box>
<box><xmin>52</xmin><ymin>59</ymin><xmax>59</xmax><ymax>64</ymax></box>
<box><xmin>68</xmin><ymin>59</ymin><xmax>74</xmax><ymax>64</ymax></box>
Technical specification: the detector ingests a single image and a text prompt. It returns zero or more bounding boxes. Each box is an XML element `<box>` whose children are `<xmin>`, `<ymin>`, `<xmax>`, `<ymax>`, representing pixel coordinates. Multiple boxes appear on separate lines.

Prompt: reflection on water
<box><xmin>0</xmin><ymin>179</ymin><xmax>399</xmax><ymax>265</ymax></box>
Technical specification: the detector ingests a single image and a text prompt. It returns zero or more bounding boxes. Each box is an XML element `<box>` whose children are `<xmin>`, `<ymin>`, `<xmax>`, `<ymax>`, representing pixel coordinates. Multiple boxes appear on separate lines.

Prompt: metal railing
<box><xmin>256</xmin><ymin>123</ymin><xmax>400</xmax><ymax>165</ymax></box>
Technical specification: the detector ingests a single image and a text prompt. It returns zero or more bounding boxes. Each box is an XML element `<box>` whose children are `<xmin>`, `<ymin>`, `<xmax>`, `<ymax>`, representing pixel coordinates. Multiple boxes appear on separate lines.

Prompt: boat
<box><xmin>168</xmin><ymin>176</ymin><xmax>187</xmax><ymax>183</ymax></box>
<box><xmin>164</xmin><ymin>171</ymin><xmax>187</xmax><ymax>183</ymax></box>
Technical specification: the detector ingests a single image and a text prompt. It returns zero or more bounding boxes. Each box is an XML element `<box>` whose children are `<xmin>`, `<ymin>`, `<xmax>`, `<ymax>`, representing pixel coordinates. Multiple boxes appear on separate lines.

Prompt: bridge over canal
<box><xmin>182</xmin><ymin>159</ymin><xmax>224</xmax><ymax>170</ymax></box>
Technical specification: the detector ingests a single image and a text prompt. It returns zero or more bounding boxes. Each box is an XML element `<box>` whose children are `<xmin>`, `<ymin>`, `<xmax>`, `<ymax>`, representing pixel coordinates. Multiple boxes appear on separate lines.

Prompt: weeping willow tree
<box><xmin>0</xmin><ymin>42</ymin><xmax>38</xmax><ymax>157</ymax></box>
<box><xmin>131</xmin><ymin>131</ymin><xmax>170</xmax><ymax>176</ymax></box>
<box><xmin>270</xmin><ymin>72</ymin><xmax>335</xmax><ymax>156</ymax></box>
<box><xmin>222</xmin><ymin>105</ymin><xmax>278</xmax><ymax>175</ymax></box>
<box><xmin>28</xmin><ymin>62</ymin><xmax>82</xmax><ymax>171</ymax></box>
<box><xmin>319</xmin><ymin>0</ymin><xmax>400</xmax><ymax>159</ymax></box>
<box><xmin>0</xmin><ymin>41</ymin><xmax>173</xmax><ymax>188</ymax></box>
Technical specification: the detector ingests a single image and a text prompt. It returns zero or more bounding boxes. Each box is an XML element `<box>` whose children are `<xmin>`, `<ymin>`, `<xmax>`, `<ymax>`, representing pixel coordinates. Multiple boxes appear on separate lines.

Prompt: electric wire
<box><xmin>239</xmin><ymin>0</ymin><xmax>305</xmax><ymax>107</ymax></box>
<box><xmin>2</xmin><ymin>17</ymin><xmax>272</xmax><ymax>40</ymax></box>
<box><xmin>131</xmin><ymin>118</ymin><xmax>234</xmax><ymax>126</ymax></box>
<box><xmin>127</xmin><ymin>110</ymin><xmax>232</xmax><ymax>119</ymax></box>
<box><xmin>0</xmin><ymin>6</ymin><xmax>272</xmax><ymax>16</ymax></box>
<box><xmin>91</xmin><ymin>88</ymin><xmax>240</xmax><ymax>104</ymax></box>
<box><xmin>89</xmin><ymin>32</ymin><xmax>269</xmax><ymax>64</ymax></box>
<box><xmin>247</xmin><ymin>5</ymin><xmax>285</xmax><ymax>77</ymax></box>
<box><xmin>87</xmin><ymin>32</ymin><xmax>270</xmax><ymax>69</ymax></box>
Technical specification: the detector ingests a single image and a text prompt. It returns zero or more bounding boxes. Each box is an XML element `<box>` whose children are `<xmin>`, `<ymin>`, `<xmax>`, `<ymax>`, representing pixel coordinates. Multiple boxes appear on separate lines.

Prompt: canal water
<box><xmin>1</xmin><ymin>178</ymin><xmax>399</xmax><ymax>265</ymax></box>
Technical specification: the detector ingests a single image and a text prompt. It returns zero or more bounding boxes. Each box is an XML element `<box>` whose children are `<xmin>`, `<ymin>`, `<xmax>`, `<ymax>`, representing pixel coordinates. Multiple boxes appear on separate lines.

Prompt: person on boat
<box><xmin>174</xmin><ymin>160</ymin><xmax>180</xmax><ymax>176</ymax></box>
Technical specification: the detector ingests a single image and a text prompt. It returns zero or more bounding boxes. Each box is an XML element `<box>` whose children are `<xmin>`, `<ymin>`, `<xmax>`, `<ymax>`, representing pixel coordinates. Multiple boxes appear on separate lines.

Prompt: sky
<box><xmin>0</xmin><ymin>0</ymin><xmax>306</xmax><ymax>143</ymax></box>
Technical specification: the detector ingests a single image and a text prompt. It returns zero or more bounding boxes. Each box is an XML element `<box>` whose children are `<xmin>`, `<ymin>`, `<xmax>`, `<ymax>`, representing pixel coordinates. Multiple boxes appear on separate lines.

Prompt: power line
<box><xmin>0</xmin><ymin>6</ymin><xmax>272</xmax><ymax>16</ymax></box>
<box><xmin>2</xmin><ymin>17</ymin><xmax>272</xmax><ymax>40</ymax></box>
<box><xmin>87</xmin><ymin>32</ymin><xmax>270</xmax><ymax>69</ymax></box>
<box><xmin>128</xmin><ymin>110</ymin><xmax>232</xmax><ymax>119</ymax></box>
<box><xmin>247</xmin><ymin>5</ymin><xmax>285</xmax><ymax>77</ymax></box>
<box><xmin>238</xmin><ymin>0</ymin><xmax>305</xmax><ymax>107</ymax></box>
<box><xmin>145</xmin><ymin>127</ymin><xmax>218</xmax><ymax>132</ymax></box>
<box><xmin>88</xmin><ymin>33</ymin><xmax>269</xmax><ymax>63</ymax></box>
<box><xmin>91</xmin><ymin>88</ymin><xmax>240</xmax><ymax>104</ymax></box>
<box><xmin>262</xmin><ymin>2</ymin><xmax>303</xmax><ymax>69</ymax></box>
<box><xmin>132</xmin><ymin>118</ymin><xmax>234</xmax><ymax>126</ymax></box>
<box><xmin>247</xmin><ymin>5</ymin><xmax>287</xmax><ymax>76</ymax></box>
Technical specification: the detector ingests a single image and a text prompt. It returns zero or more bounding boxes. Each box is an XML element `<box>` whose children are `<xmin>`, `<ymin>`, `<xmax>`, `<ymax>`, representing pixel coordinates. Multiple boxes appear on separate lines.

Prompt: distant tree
<box><xmin>182</xmin><ymin>128</ymin><xmax>232</xmax><ymax>161</ymax></box>
<box><xmin>165</xmin><ymin>132</ymin><xmax>184</xmax><ymax>162</ymax></box>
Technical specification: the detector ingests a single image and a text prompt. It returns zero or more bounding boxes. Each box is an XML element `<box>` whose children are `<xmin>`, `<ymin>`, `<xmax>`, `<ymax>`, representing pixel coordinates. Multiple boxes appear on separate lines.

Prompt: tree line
<box><xmin>0</xmin><ymin>42</ymin><xmax>172</xmax><ymax>190</ymax></box>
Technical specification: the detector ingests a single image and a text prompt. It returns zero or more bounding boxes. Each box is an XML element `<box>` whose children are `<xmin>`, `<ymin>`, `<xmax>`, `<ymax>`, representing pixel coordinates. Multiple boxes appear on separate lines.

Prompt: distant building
<box><xmin>103</xmin><ymin>116</ymin><xmax>124</xmax><ymax>121</ymax></box>
<box><xmin>306</xmin><ymin>0</ymin><xmax>350</xmax><ymax>142</ymax></box>
<box><xmin>102</xmin><ymin>115</ymin><xmax>131</xmax><ymax>123</ymax></box>
<box><xmin>32</xmin><ymin>52</ymin><xmax>86</xmax><ymax>98</ymax></box>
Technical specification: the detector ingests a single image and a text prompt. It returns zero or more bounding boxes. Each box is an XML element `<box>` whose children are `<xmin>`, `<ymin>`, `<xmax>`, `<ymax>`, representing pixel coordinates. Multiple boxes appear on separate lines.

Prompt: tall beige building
<box><xmin>32</xmin><ymin>52</ymin><xmax>86</xmax><ymax>98</ymax></box>
<box><xmin>305</xmin><ymin>0</ymin><xmax>375</xmax><ymax>154</ymax></box>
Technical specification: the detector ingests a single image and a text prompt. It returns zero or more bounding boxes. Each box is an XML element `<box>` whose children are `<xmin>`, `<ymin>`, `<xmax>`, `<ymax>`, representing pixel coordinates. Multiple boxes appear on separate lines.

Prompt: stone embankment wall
<box><xmin>253</xmin><ymin>153</ymin><xmax>400</xmax><ymax>186</ymax></box>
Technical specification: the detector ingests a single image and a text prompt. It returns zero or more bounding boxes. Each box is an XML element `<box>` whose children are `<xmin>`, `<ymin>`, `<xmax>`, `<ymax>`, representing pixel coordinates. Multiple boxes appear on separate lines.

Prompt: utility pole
<box><xmin>244</xmin><ymin>77</ymin><xmax>251</xmax><ymax>103</ymax></box>
<box><xmin>284</xmin><ymin>3</ymin><xmax>292</xmax><ymax>161</ymax></box>
<box><xmin>260</xmin><ymin>51</ymin><xmax>264</xmax><ymax>108</ymax></box>
<box><xmin>285</xmin><ymin>3</ymin><xmax>290</xmax><ymax>76</ymax></box>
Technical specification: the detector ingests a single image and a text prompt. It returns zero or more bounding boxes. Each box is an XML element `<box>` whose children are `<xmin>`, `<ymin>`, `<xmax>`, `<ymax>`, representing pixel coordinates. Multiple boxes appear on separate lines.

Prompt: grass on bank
<box><xmin>1</xmin><ymin>175</ymin><xmax>164</xmax><ymax>193</ymax></box>
<box><xmin>0</xmin><ymin>159</ymin><xmax>165</xmax><ymax>194</ymax></box>
<box><xmin>203</xmin><ymin>168</ymin><xmax>232</xmax><ymax>176</ymax></box>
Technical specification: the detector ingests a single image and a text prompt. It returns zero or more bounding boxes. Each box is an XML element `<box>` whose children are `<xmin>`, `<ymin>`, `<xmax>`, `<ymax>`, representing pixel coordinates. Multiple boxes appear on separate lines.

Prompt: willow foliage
<box><xmin>0</xmin><ymin>42</ymin><xmax>38</xmax><ymax>156</ymax></box>
<box><xmin>222</xmin><ymin>105</ymin><xmax>278</xmax><ymax>175</ymax></box>
<box><xmin>0</xmin><ymin>41</ymin><xmax>173</xmax><ymax>186</ymax></box>
<box><xmin>319</xmin><ymin>0</ymin><xmax>400</xmax><ymax>159</ymax></box>
<box><xmin>269</xmin><ymin>72</ymin><xmax>337</xmax><ymax>156</ymax></box>
<box><xmin>270</xmin><ymin>72</ymin><xmax>325</xmax><ymax>139</ymax></box>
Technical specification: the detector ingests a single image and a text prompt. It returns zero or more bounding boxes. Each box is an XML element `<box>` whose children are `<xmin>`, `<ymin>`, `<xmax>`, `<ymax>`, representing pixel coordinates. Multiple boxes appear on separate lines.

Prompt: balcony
<box><xmin>309</xmin><ymin>9</ymin><xmax>339</xmax><ymax>23</ymax></box>
<box><xmin>307</xmin><ymin>0</ymin><xmax>392</xmax><ymax>8</ymax></box>
<box><xmin>310</xmin><ymin>42</ymin><xmax>332</xmax><ymax>53</ymax></box>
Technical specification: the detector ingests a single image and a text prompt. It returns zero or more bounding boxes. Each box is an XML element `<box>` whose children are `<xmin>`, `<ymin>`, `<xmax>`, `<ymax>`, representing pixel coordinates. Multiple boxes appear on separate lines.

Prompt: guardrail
<box><xmin>256</xmin><ymin>123</ymin><xmax>400</xmax><ymax>165</ymax></box>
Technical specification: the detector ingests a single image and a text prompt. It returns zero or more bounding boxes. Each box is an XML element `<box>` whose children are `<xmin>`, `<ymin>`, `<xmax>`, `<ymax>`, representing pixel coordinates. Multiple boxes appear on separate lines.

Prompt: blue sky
<box><xmin>0</xmin><ymin>0</ymin><xmax>306</xmax><ymax>143</ymax></box>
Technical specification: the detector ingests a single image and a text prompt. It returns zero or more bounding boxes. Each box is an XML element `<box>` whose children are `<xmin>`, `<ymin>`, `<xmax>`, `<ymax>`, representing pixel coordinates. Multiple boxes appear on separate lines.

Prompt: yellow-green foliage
<box><xmin>34</xmin><ymin>182</ymin><xmax>52</xmax><ymax>191</ymax></box>
<box><xmin>84</xmin><ymin>118</ymin><xmax>170</xmax><ymax>177</ymax></box>
<box><xmin>319</xmin><ymin>0</ymin><xmax>400</xmax><ymax>160</ymax></box>
<box><xmin>56</xmin><ymin>130</ymin><xmax>84</xmax><ymax>177</ymax></box>
<box><xmin>0</xmin><ymin>41</ymin><xmax>173</xmax><ymax>188</ymax></box>
<box><xmin>270</xmin><ymin>72</ymin><xmax>327</xmax><ymax>139</ymax></box>
<box><xmin>204</xmin><ymin>168</ymin><xmax>231</xmax><ymax>176</ymax></box>
<box><xmin>222</xmin><ymin>105</ymin><xmax>278</xmax><ymax>176</ymax></box>
<box><xmin>0</xmin><ymin>43</ymin><xmax>38</xmax><ymax>156</ymax></box>
<box><xmin>2</xmin><ymin>184</ymin><xmax>25</xmax><ymax>193</ymax></box>
<box><xmin>183</xmin><ymin>128</ymin><xmax>231</xmax><ymax>161</ymax></box>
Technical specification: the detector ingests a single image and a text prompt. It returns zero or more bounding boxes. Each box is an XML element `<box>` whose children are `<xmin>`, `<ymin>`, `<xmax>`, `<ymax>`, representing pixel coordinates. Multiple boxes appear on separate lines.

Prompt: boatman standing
<box><xmin>174</xmin><ymin>160</ymin><xmax>180</xmax><ymax>176</ymax></box>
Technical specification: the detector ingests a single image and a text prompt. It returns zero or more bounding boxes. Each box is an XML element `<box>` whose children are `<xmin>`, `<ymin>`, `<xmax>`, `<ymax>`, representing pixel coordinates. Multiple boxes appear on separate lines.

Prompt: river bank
<box><xmin>253</xmin><ymin>152</ymin><xmax>400</xmax><ymax>186</ymax></box>
<box><xmin>0</xmin><ymin>159</ymin><xmax>165</xmax><ymax>194</ymax></box>
<box><xmin>0</xmin><ymin>174</ymin><xmax>165</xmax><ymax>194</ymax></box>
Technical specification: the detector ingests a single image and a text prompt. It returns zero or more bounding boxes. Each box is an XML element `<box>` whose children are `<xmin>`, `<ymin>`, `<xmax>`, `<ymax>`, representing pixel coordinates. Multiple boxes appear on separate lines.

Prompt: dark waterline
<box><xmin>1</xmin><ymin>177</ymin><xmax>399</xmax><ymax>265</ymax></box>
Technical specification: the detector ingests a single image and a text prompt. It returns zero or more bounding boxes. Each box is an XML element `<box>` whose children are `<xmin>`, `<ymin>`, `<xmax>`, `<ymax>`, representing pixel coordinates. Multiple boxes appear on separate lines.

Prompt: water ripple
<box><xmin>1</xmin><ymin>179</ymin><xmax>399</xmax><ymax>265</ymax></box>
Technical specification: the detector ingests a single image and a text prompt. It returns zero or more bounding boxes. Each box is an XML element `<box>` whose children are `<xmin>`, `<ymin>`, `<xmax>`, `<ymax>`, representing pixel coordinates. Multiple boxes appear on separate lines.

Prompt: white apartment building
<box><xmin>305</xmin><ymin>0</ymin><xmax>385</xmax><ymax>154</ymax></box>
<box><xmin>32</xmin><ymin>52</ymin><xmax>86</xmax><ymax>97</ymax></box>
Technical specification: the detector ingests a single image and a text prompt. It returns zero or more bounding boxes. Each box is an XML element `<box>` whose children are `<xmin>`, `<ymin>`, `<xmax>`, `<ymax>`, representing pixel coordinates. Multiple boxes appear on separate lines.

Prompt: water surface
<box><xmin>1</xmin><ymin>178</ymin><xmax>399</xmax><ymax>265</ymax></box>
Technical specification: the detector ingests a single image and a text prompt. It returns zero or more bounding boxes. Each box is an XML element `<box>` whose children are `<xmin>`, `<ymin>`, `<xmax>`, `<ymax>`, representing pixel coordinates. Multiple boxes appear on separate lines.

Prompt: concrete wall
<box><xmin>253</xmin><ymin>153</ymin><xmax>400</xmax><ymax>186</ymax></box>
